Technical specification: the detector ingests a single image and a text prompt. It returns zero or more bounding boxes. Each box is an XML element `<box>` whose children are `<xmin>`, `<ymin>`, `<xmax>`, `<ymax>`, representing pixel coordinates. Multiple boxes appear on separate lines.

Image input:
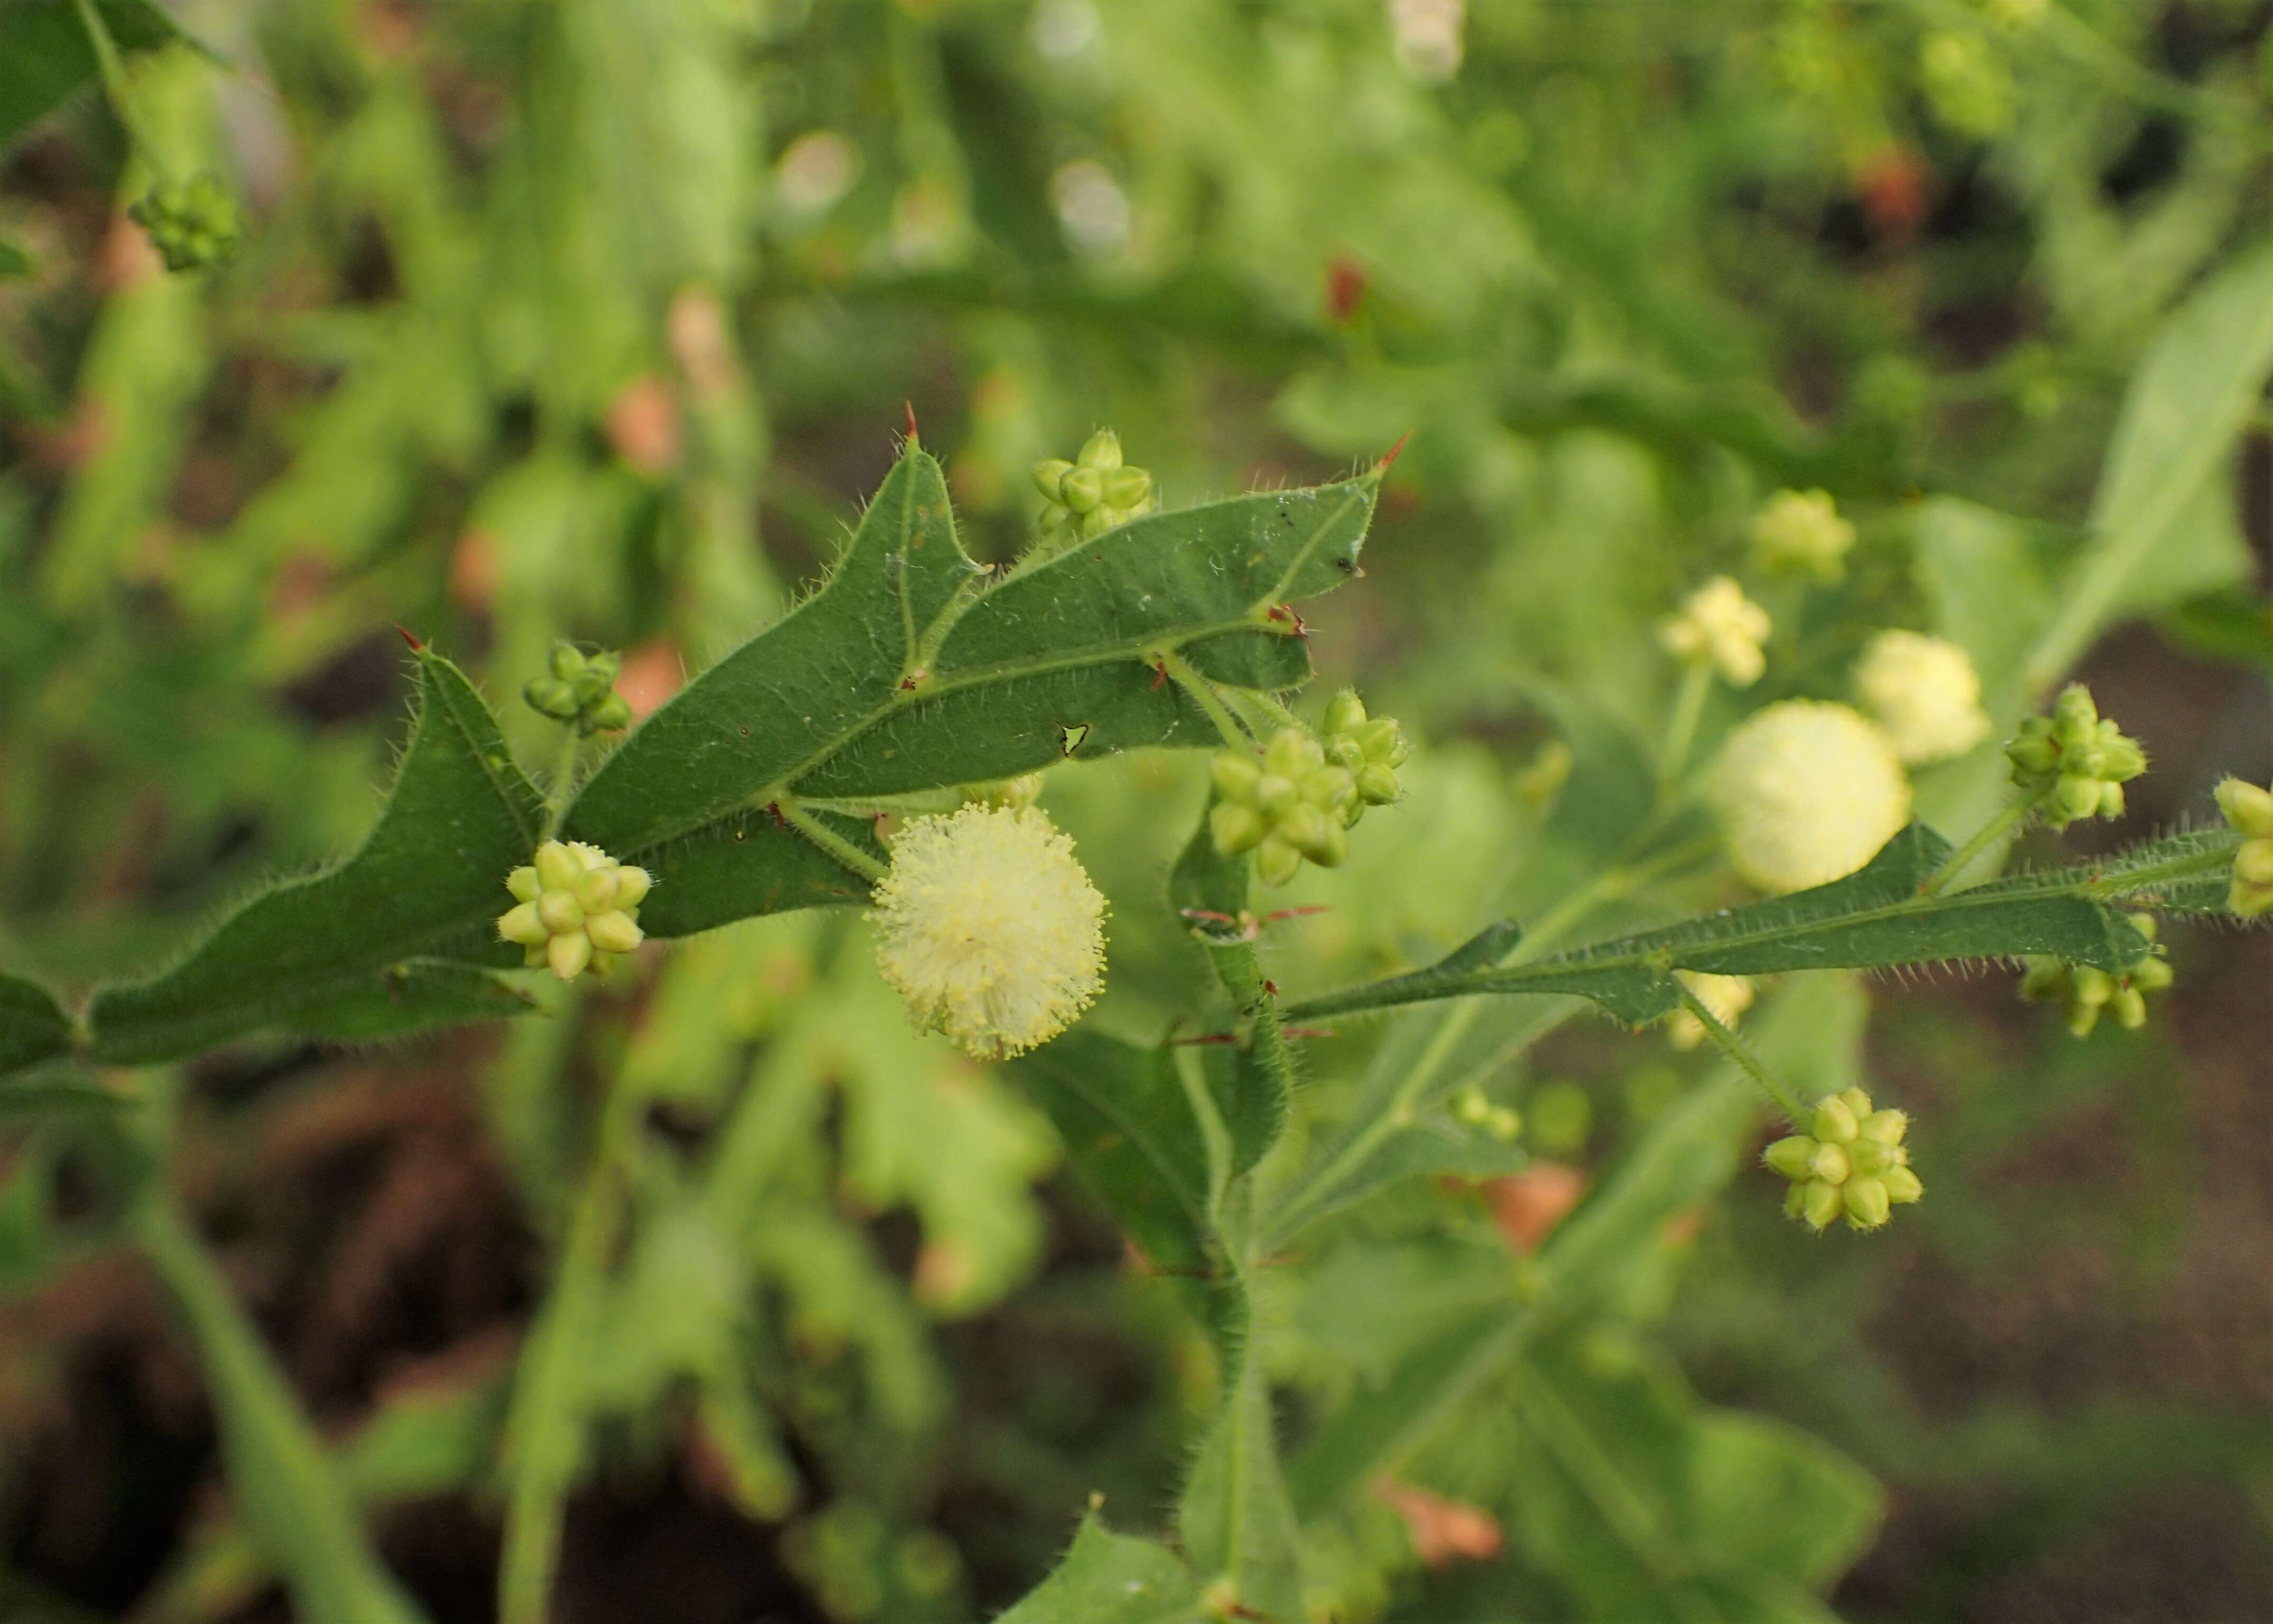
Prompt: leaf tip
<box><xmin>394</xmin><ymin>624</ymin><xmax>427</xmax><ymax>653</ymax></box>
<box><xmin>1372</xmin><ymin>430</ymin><xmax>1413</xmax><ymax>479</ymax></box>
<box><xmin>904</xmin><ymin>398</ymin><xmax>920</xmax><ymax>447</ymax></box>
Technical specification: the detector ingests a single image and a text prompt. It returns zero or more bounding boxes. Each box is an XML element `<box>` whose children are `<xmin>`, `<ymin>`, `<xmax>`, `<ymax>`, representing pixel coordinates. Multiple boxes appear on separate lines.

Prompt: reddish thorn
<box><xmin>763</xmin><ymin>800</ymin><xmax>790</xmax><ymax>831</ymax></box>
<box><xmin>1179</xmin><ymin>908</ymin><xmax>1239</xmax><ymax>925</ymax></box>
<box><xmin>904</xmin><ymin>400</ymin><xmax>919</xmax><ymax>444</ymax></box>
<box><xmin>1150</xmin><ymin>657</ymin><xmax>1168</xmax><ymax>691</ymax></box>
<box><xmin>1282</xmin><ymin>1025</ymin><xmax>1338</xmax><ymax>1041</ymax></box>
<box><xmin>1262</xmin><ymin>979</ymin><xmax>1279</xmax><ymax>996</ymax></box>
<box><xmin>393</xmin><ymin>624</ymin><xmax>425</xmax><ymax>651</ymax></box>
<box><xmin>1170</xmin><ymin>1031</ymin><xmax>1240</xmax><ymax>1047</ymax></box>
<box><xmin>1262</xmin><ymin>905</ymin><xmax>1331</xmax><ymax>922</ymax></box>
<box><xmin>1376</xmin><ymin>429</ymin><xmax>1413</xmax><ymax>474</ymax></box>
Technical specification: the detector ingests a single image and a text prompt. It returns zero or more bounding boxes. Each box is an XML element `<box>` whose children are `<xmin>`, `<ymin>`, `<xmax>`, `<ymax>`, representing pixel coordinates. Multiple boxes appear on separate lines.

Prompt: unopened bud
<box><xmin>1076</xmin><ymin>428</ymin><xmax>1123</xmax><ymax>469</ymax></box>
<box><xmin>1810</xmin><ymin>1096</ymin><xmax>1859</xmax><ymax>1144</ymax></box>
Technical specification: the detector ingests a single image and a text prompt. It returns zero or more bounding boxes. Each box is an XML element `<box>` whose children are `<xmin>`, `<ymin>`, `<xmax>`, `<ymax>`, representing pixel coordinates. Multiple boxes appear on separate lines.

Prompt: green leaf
<box><xmin>0</xmin><ymin>973</ymin><xmax>73</xmax><ymax>1075</ymax></box>
<box><xmin>564</xmin><ymin>447</ymin><xmax>1375</xmax><ymax>920</ymax></box>
<box><xmin>995</xmin><ymin>1509</ymin><xmax>1204</xmax><ymax>1624</ymax></box>
<box><xmin>2021</xmin><ymin>238</ymin><xmax>2273</xmax><ymax>695</ymax></box>
<box><xmin>1286</xmin><ymin>825</ymin><xmax>2153</xmax><ymax>1027</ymax></box>
<box><xmin>81</xmin><ymin>651</ymin><xmax>542</xmax><ymax>1067</ymax></box>
<box><xmin>0</xmin><ymin>0</ymin><xmax>187</xmax><ymax>153</ymax></box>
<box><xmin>131</xmin><ymin>1193</ymin><xmax>428</xmax><ymax>1624</ymax></box>
<box><xmin>1271</xmin><ymin>1115</ymin><xmax>1526</xmax><ymax>1235</ymax></box>
<box><xmin>1008</xmin><ymin>1028</ymin><xmax>1212</xmax><ymax>1275</ymax></box>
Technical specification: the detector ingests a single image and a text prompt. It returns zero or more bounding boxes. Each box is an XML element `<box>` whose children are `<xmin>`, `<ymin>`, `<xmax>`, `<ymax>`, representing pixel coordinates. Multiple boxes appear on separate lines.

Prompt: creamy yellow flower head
<box><xmin>1667</xmin><ymin>971</ymin><xmax>1755</xmax><ymax>1050</ymax></box>
<box><xmin>1661</xmin><ymin>576</ymin><xmax>1772</xmax><ymax>687</ymax></box>
<box><xmin>870</xmin><ymin>803</ymin><xmax>1106</xmax><ymax>1060</ymax></box>
<box><xmin>1751</xmin><ymin>488</ymin><xmax>1855</xmax><ymax>581</ymax></box>
<box><xmin>1711</xmin><ymin>701</ymin><xmax>1911</xmax><ymax>893</ymax></box>
<box><xmin>1853</xmin><ymin>630</ymin><xmax>1992</xmax><ymax>765</ymax></box>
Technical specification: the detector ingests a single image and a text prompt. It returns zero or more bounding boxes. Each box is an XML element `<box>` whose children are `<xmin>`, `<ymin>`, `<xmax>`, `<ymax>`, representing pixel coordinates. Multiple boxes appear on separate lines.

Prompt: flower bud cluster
<box><xmin>1750</xmin><ymin>488</ymin><xmax>1854</xmax><ymax>582</ymax></box>
<box><xmin>2005</xmin><ymin>685</ymin><xmax>2145</xmax><ymax>828</ymax></box>
<box><xmin>1453</xmin><ymin>1084</ymin><xmax>1522</xmax><ymax>1142</ymax></box>
<box><xmin>1033</xmin><ymin>429</ymin><xmax>1156</xmax><ymax>545</ymax></box>
<box><xmin>497</xmin><ymin>840</ymin><xmax>651</xmax><ymax>980</ymax></box>
<box><xmin>2216</xmin><ymin>778</ymin><xmax>2273</xmax><ymax>917</ymax></box>
<box><xmin>1208</xmin><ymin>695</ymin><xmax>1407</xmax><ymax>886</ymax></box>
<box><xmin>2020</xmin><ymin>913</ymin><xmax>2173</xmax><ymax>1036</ymax></box>
<box><xmin>524</xmin><ymin>642</ymin><xmax>634</xmax><ymax>735</ymax></box>
<box><xmin>1762</xmin><ymin>1087</ymin><xmax>1921</xmax><ymax>1232</ymax></box>
<box><xmin>128</xmin><ymin>174</ymin><xmax>241</xmax><ymax>272</ymax></box>
<box><xmin>1660</xmin><ymin>576</ymin><xmax>1771</xmax><ymax>687</ymax></box>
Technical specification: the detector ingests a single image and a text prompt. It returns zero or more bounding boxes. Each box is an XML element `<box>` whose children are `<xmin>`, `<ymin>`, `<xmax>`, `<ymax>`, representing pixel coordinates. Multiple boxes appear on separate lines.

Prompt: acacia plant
<box><xmin>2</xmin><ymin>417</ymin><xmax>2262</xmax><ymax>1621</ymax></box>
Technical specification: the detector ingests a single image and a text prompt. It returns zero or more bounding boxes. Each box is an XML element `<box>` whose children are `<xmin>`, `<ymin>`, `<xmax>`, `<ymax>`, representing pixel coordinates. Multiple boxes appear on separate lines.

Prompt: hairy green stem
<box><xmin>774</xmin><ymin>796</ymin><xmax>889</xmax><ymax>883</ymax></box>
<box><xmin>1920</xmin><ymin>791</ymin><xmax>2042</xmax><ymax>896</ymax></box>
<box><xmin>1658</xmin><ymin>661</ymin><xmax>1711</xmax><ymax>790</ymax></box>
<box><xmin>1676</xmin><ymin>982</ymin><xmax>1807</xmax><ymax>1123</ymax></box>
<box><xmin>1159</xmin><ymin>649</ymin><xmax>1253</xmax><ymax>751</ymax></box>
<box><xmin>541</xmin><ymin>728</ymin><xmax>582</xmax><ymax>837</ymax></box>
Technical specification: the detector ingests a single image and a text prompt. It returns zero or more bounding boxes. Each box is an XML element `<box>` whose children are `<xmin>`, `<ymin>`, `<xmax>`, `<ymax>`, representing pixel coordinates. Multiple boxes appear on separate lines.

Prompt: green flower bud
<box><xmin>1356</xmin><ymin>764</ymin><xmax>1401</xmax><ymax>805</ymax></box>
<box><xmin>502</xmin><ymin>840</ymin><xmax>653</xmax><ymax>982</ymax></box>
<box><xmin>127</xmin><ymin>174</ymin><xmax>242</xmax><ymax>272</ymax></box>
<box><xmin>1099</xmin><ymin>466</ymin><xmax>1152</xmax><ymax>510</ymax></box>
<box><xmin>1255</xmin><ymin>836</ymin><xmax>1302</xmax><ymax>888</ymax></box>
<box><xmin>1326</xmin><ymin>734</ymin><xmax>1366</xmax><ymax>771</ymax></box>
<box><xmin>585</xmin><ymin>693</ymin><xmax>634</xmax><ymax>734</ymax></box>
<box><xmin>1353</xmin><ymin>718</ymin><xmax>1410</xmax><ymax>767</ymax></box>
<box><xmin>1255</xmin><ymin>773</ymin><xmax>1299</xmax><ymax>816</ymax></box>
<box><xmin>1212</xmin><ymin>752</ymin><xmax>1262</xmax><ymax>802</ymax></box>
<box><xmin>2020</xmin><ymin>915</ymin><xmax>2171</xmax><ymax>1037</ymax></box>
<box><xmin>1032</xmin><ymin>458</ymin><xmax>1074</xmax><ymax>501</ymax></box>
<box><xmin>1077</xmin><ymin>428</ymin><xmax>1124</xmax><ymax>469</ymax></box>
<box><xmin>524</xmin><ymin>677</ymin><xmax>579</xmax><ymax>719</ymax></box>
<box><xmin>1767</xmin><ymin>1086</ymin><xmax>1922</xmax><ymax>1232</ymax></box>
<box><xmin>1323</xmin><ymin>690</ymin><xmax>1368</xmax><ymax>736</ymax></box>
<box><xmin>1801</xmin><ymin>1179</ymin><xmax>1844</xmax><ymax>1231</ymax></box>
<box><xmin>2234</xmin><ymin>840</ymin><xmax>2273</xmax><ymax>887</ymax></box>
<box><xmin>549</xmin><ymin>642</ymin><xmax>588</xmax><ymax>681</ymax></box>
<box><xmin>1763</xmin><ymin>1136</ymin><xmax>1818</xmax><ymax>1181</ymax></box>
<box><xmin>2011</xmin><ymin>687</ymin><xmax>2147</xmax><ymax>829</ymax></box>
<box><xmin>1303</xmin><ymin>766</ymin><xmax>1357</xmax><ymax>814</ymax></box>
<box><xmin>1278</xmin><ymin>803</ymin><xmax>1332</xmax><ymax>859</ymax></box>
<box><xmin>1843</xmin><ymin>1177</ymin><xmax>1891</xmax><ymax>1230</ymax></box>
<box><xmin>1454</xmin><ymin>1086</ymin><xmax>1494</xmax><ymax>1127</ymax></box>
<box><xmin>2215</xmin><ymin>777</ymin><xmax>2273</xmax><ymax>840</ymax></box>
<box><xmin>1060</xmin><ymin>465</ymin><xmax>1105</xmax><ymax>513</ymax></box>
<box><xmin>1211</xmin><ymin>801</ymin><xmax>1267</xmax><ymax>856</ymax></box>
<box><xmin>1265</xmin><ymin>728</ymin><xmax>1325</xmax><ymax>778</ymax></box>
<box><xmin>2005</xmin><ymin>728</ymin><xmax>2059</xmax><ymax>777</ymax></box>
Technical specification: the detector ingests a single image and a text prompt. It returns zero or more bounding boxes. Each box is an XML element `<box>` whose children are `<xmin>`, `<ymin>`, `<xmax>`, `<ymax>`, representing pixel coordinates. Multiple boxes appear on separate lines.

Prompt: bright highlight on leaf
<box><xmin>870</xmin><ymin>804</ymin><xmax>1106</xmax><ymax>1060</ymax></box>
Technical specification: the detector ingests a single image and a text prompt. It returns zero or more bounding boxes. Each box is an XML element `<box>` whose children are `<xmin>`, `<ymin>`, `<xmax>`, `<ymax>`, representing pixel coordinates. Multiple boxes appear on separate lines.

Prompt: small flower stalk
<box><xmin>871</xmin><ymin>803</ymin><xmax>1106</xmax><ymax>1059</ymax></box>
<box><xmin>2005</xmin><ymin>684</ymin><xmax>2146</xmax><ymax>828</ymax></box>
<box><xmin>1711</xmin><ymin>700</ymin><xmax>1912</xmax><ymax>893</ymax></box>
<box><xmin>1763</xmin><ymin>1087</ymin><xmax>1921</xmax><ymax>1232</ymax></box>
<box><xmin>1033</xmin><ymin>429</ymin><xmax>1156</xmax><ymax>546</ymax></box>
<box><xmin>130</xmin><ymin>174</ymin><xmax>242</xmax><ymax>272</ymax></box>
<box><xmin>1853</xmin><ymin>630</ymin><xmax>1991</xmax><ymax>765</ymax></box>
<box><xmin>1750</xmin><ymin>488</ymin><xmax>1854</xmax><ymax>581</ymax></box>
<box><xmin>524</xmin><ymin>642</ymin><xmax>635</xmax><ymax>735</ymax></box>
<box><xmin>2020</xmin><ymin>913</ymin><xmax>2173</xmax><ymax>1036</ymax></box>
<box><xmin>498</xmin><ymin>841</ymin><xmax>652</xmax><ymax>980</ymax></box>
<box><xmin>1660</xmin><ymin>576</ymin><xmax>1771</xmax><ymax>688</ymax></box>
<box><xmin>1209</xmin><ymin>696</ymin><xmax>1407</xmax><ymax>886</ymax></box>
<box><xmin>2216</xmin><ymin>777</ymin><xmax>2273</xmax><ymax>917</ymax></box>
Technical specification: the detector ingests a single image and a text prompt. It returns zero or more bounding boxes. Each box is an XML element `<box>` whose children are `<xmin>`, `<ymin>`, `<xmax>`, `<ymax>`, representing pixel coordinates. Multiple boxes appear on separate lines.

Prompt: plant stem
<box><xmin>1159</xmin><ymin>650</ymin><xmax>1253</xmax><ymax>751</ymax></box>
<box><xmin>1676</xmin><ymin>982</ymin><xmax>1808</xmax><ymax>1124</ymax></box>
<box><xmin>1920</xmin><ymin>791</ymin><xmax>2042</xmax><ymax>896</ymax></box>
<box><xmin>774</xmin><ymin>796</ymin><xmax>889</xmax><ymax>883</ymax></box>
<box><xmin>541</xmin><ymin>728</ymin><xmax>582</xmax><ymax>837</ymax></box>
<box><xmin>1658</xmin><ymin>661</ymin><xmax>1711</xmax><ymax>790</ymax></box>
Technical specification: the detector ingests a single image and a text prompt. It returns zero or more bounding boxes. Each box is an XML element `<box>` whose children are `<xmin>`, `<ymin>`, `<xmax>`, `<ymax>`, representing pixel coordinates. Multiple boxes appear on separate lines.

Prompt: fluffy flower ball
<box><xmin>1853</xmin><ymin>630</ymin><xmax>1992</xmax><ymax>765</ymax></box>
<box><xmin>1711</xmin><ymin>701</ymin><xmax>1911</xmax><ymax>893</ymax></box>
<box><xmin>1750</xmin><ymin>488</ymin><xmax>1855</xmax><ymax>581</ymax></box>
<box><xmin>870</xmin><ymin>804</ymin><xmax>1106</xmax><ymax>1060</ymax></box>
<box><xmin>1661</xmin><ymin>576</ymin><xmax>1771</xmax><ymax>687</ymax></box>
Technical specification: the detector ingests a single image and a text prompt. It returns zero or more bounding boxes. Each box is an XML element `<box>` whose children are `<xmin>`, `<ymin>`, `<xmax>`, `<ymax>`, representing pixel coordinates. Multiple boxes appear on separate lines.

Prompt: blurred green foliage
<box><xmin>2</xmin><ymin>1</ymin><xmax>2271</xmax><ymax>1621</ymax></box>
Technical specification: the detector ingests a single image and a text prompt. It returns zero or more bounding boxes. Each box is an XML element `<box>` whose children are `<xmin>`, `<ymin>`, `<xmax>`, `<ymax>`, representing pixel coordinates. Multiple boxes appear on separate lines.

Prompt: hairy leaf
<box><xmin>80</xmin><ymin>651</ymin><xmax>540</xmax><ymax>1067</ymax></box>
<box><xmin>1179</xmin><ymin>1290</ymin><xmax>1302</xmax><ymax>1621</ymax></box>
<box><xmin>1170</xmin><ymin>800</ymin><xmax>1289</xmax><ymax>1179</ymax></box>
<box><xmin>0</xmin><ymin>0</ymin><xmax>188</xmax><ymax>153</ymax></box>
<box><xmin>1286</xmin><ymin>825</ymin><xmax>2154</xmax><ymax>1027</ymax></box>
<box><xmin>996</xmin><ymin>1510</ymin><xmax>1203</xmax><ymax>1624</ymax></box>
<box><xmin>565</xmin><ymin>447</ymin><xmax>1374</xmax><ymax>924</ymax></box>
<box><xmin>1008</xmin><ymin>1028</ymin><xmax>1212</xmax><ymax>1275</ymax></box>
<box><xmin>0</xmin><ymin>973</ymin><xmax>73</xmax><ymax>1075</ymax></box>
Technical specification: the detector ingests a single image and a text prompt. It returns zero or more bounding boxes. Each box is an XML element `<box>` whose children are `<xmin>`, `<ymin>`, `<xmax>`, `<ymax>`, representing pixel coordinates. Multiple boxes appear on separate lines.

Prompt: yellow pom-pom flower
<box><xmin>1661</xmin><ymin>576</ymin><xmax>1771</xmax><ymax>687</ymax></box>
<box><xmin>1666</xmin><ymin>971</ymin><xmax>1755</xmax><ymax>1050</ymax></box>
<box><xmin>1853</xmin><ymin>630</ymin><xmax>1992</xmax><ymax>766</ymax></box>
<box><xmin>498</xmin><ymin>839</ymin><xmax>651</xmax><ymax>981</ymax></box>
<box><xmin>1750</xmin><ymin>488</ymin><xmax>1855</xmax><ymax>581</ymax></box>
<box><xmin>870</xmin><ymin>803</ymin><xmax>1106</xmax><ymax>1060</ymax></box>
<box><xmin>1711</xmin><ymin>701</ymin><xmax>1911</xmax><ymax>892</ymax></box>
